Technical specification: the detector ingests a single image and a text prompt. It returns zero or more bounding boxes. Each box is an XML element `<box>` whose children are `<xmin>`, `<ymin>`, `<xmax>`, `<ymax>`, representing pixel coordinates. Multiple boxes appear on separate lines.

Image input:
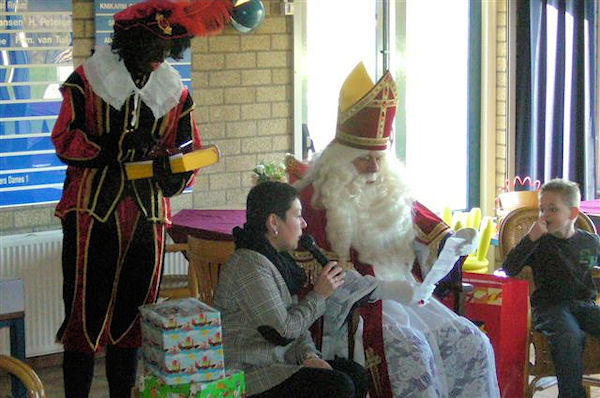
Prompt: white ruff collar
<box><xmin>84</xmin><ymin>46</ymin><xmax>184</xmax><ymax>119</ymax></box>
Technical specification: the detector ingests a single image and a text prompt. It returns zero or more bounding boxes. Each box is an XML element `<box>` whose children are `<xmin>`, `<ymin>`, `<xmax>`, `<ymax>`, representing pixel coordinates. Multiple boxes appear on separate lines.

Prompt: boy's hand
<box><xmin>528</xmin><ymin>219</ymin><xmax>548</xmax><ymax>241</ymax></box>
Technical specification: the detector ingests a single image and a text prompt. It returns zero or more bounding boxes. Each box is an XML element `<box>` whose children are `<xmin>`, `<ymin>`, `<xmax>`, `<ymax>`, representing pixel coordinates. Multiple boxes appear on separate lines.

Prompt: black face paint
<box><xmin>111</xmin><ymin>24</ymin><xmax>188</xmax><ymax>75</ymax></box>
<box><xmin>123</xmin><ymin>41</ymin><xmax>171</xmax><ymax>74</ymax></box>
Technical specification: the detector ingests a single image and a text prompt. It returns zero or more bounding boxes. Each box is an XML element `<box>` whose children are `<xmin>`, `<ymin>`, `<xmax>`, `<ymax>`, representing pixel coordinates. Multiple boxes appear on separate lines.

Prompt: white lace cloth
<box><xmin>376</xmin><ymin>299</ymin><xmax>500</xmax><ymax>397</ymax></box>
<box><xmin>324</xmin><ymin>235</ymin><xmax>500</xmax><ymax>398</ymax></box>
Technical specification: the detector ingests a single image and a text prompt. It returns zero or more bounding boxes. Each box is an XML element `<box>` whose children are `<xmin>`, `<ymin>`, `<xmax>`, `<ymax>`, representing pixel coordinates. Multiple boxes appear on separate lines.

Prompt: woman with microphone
<box><xmin>213</xmin><ymin>181</ymin><xmax>369</xmax><ymax>397</ymax></box>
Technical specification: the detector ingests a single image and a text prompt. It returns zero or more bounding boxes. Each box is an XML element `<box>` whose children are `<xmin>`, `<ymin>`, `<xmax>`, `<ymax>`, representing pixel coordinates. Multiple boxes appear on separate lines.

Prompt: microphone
<box><xmin>299</xmin><ymin>234</ymin><xmax>330</xmax><ymax>266</ymax></box>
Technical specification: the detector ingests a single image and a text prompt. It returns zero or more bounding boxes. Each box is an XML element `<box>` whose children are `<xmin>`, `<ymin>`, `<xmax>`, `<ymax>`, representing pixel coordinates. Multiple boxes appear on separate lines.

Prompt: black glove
<box><xmin>152</xmin><ymin>153</ymin><xmax>172</xmax><ymax>179</ymax></box>
<box><xmin>122</xmin><ymin>128</ymin><xmax>155</xmax><ymax>154</ymax></box>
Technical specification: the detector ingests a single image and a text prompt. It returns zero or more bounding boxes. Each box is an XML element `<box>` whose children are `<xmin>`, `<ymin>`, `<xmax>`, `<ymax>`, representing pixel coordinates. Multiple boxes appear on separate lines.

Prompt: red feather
<box><xmin>115</xmin><ymin>0</ymin><xmax>232</xmax><ymax>38</ymax></box>
<box><xmin>169</xmin><ymin>0</ymin><xmax>233</xmax><ymax>36</ymax></box>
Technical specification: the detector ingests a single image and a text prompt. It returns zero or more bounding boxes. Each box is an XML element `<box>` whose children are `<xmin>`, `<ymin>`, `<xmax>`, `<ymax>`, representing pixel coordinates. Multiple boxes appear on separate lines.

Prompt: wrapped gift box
<box><xmin>125</xmin><ymin>146</ymin><xmax>220</xmax><ymax>180</ymax></box>
<box><xmin>138</xmin><ymin>369</ymin><xmax>245</xmax><ymax>398</ymax></box>
<box><xmin>139</xmin><ymin>298</ymin><xmax>225</xmax><ymax>384</ymax></box>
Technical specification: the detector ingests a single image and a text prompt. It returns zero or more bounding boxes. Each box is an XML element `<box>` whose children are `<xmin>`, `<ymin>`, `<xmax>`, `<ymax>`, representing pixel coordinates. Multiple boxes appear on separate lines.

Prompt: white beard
<box><xmin>311</xmin><ymin>145</ymin><xmax>416</xmax><ymax>281</ymax></box>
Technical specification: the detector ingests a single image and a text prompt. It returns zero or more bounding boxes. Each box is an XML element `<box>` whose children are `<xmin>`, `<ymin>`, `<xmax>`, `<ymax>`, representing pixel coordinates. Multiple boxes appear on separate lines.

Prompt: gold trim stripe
<box><xmin>414</xmin><ymin>222</ymin><xmax>449</xmax><ymax>244</ymax></box>
<box><xmin>339</xmin><ymin>72</ymin><xmax>397</xmax><ymax>125</ymax></box>
<box><xmin>336</xmin><ymin>130</ymin><xmax>390</xmax><ymax>147</ymax></box>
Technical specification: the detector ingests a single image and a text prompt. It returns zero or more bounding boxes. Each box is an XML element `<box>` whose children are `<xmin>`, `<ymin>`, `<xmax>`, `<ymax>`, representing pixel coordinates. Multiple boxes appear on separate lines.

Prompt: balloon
<box><xmin>231</xmin><ymin>0</ymin><xmax>265</xmax><ymax>33</ymax></box>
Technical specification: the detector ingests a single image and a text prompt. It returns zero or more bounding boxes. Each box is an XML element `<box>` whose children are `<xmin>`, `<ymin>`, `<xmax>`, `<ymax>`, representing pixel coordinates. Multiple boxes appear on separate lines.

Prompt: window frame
<box><xmin>293</xmin><ymin>0</ymin><xmax>487</xmax><ymax>211</ymax></box>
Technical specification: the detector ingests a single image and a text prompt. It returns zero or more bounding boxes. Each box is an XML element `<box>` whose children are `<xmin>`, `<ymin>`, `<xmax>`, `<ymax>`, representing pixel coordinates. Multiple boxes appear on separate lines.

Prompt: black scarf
<box><xmin>232</xmin><ymin>225</ymin><xmax>307</xmax><ymax>296</ymax></box>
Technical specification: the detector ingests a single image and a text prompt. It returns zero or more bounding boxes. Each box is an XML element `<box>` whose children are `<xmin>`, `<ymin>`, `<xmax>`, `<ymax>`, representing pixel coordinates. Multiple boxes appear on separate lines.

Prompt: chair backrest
<box><xmin>0</xmin><ymin>354</ymin><xmax>46</xmax><ymax>398</ymax></box>
<box><xmin>159</xmin><ymin>242</ymin><xmax>191</xmax><ymax>299</ymax></box>
<box><xmin>285</xmin><ymin>153</ymin><xmax>310</xmax><ymax>184</ymax></box>
<box><xmin>497</xmin><ymin>191</ymin><xmax>539</xmax><ymax>218</ymax></box>
<box><xmin>497</xmin><ymin>206</ymin><xmax>597</xmax><ymax>292</ymax></box>
<box><xmin>187</xmin><ymin>235</ymin><xmax>235</xmax><ymax>305</ymax></box>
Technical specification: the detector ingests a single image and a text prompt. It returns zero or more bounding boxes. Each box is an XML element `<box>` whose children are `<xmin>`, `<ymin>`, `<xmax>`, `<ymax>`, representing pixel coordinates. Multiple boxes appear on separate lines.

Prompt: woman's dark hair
<box><xmin>246</xmin><ymin>182</ymin><xmax>299</xmax><ymax>233</ymax></box>
<box><xmin>111</xmin><ymin>24</ymin><xmax>191</xmax><ymax>63</ymax></box>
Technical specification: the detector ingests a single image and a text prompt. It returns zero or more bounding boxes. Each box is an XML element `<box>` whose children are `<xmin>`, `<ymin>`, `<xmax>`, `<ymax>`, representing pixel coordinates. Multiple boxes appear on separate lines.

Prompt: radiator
<box><xmin>0</xmin><ymin>230</ymin><xmax>188</xmax><ymax>358</ymax></box>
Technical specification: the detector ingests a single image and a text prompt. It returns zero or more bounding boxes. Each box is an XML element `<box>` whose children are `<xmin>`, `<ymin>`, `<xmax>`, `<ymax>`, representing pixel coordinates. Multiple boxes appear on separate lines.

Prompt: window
<box><xmin>296</xmin><ymin>0</ymin><xmax>377</xmax><ymax>152</ymax></box>
<box><xmin>294</xmin><ymin>0</ymin><xmax>475</xmax><ymax>212</ymax></box>
<box><xmin>509</xmin><ymin>0</ymin><xmax>597</xmax><ymax>198</ymax></box>
<box><xmin>392</xmin><ymin>0</ymin><xmax>471</xmax><ymax>211</ymax></box>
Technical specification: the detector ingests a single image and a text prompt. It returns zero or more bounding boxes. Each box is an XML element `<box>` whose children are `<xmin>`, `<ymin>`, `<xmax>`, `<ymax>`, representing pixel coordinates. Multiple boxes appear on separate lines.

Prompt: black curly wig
<box><xmin>111</xmin><ymin>19</ymin><xmax>191</xmax><ymax>73</ymax></box>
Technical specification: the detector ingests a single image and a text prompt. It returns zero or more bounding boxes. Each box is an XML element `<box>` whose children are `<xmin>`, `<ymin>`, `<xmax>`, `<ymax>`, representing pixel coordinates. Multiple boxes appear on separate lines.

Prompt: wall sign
<box><xmin>0</xmin><ymin>0</ymin><xmax>73</xmax><ymax>207</ymax></box>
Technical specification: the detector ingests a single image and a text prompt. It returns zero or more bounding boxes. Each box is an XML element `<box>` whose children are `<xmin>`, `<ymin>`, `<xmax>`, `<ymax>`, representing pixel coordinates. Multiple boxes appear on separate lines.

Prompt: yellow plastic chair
<box><xmin>462</xmin><ymin>216</ymin><xmax>495</xmax><ymax>273</ymax></box>
<box><xmin>0</xmin><ymin>355</ymin><xmax>46</xmax><ymax>398</ymax></box>
<box><xmin>444</xmin><ymin>207</ymin><xmax>483</xmax><ymax>232</ymax></box>
<box><xmin>467</xmin><ymin>207</ymin><xmax>482</xmax><ymax>230</ymax></box>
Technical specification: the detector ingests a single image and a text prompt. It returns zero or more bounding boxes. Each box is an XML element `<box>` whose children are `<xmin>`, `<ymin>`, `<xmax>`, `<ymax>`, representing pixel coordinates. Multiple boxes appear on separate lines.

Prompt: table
<box><xmin>169</xmin><ymin>209</ymin><xmax>245</xmax><ymax>243</ymax></box>
<box><xmin>581</xmin><ymin>199</ymin><xmax>600</xmax><ymax>231</ymax></box>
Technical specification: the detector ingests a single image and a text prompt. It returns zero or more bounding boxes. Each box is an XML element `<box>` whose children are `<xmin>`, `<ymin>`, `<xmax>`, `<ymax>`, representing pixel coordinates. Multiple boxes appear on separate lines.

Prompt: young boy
<box><xmin>503</xmin><ymin>178</ymin><xmax>600</xmax><ymax>398</ymax></box>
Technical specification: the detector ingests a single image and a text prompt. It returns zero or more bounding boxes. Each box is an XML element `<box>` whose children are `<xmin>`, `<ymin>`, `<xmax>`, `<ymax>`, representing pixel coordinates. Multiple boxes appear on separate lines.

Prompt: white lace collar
<box><xmin>83</xmin><ymin>46</ymin><xmax>184</xmax><ymax>119</ymax></box>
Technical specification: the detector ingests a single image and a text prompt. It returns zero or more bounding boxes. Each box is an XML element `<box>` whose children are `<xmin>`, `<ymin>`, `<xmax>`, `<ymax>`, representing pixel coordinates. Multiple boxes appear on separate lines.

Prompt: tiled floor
<box><xmin>1</xmin><ymin>358</ymin><xmax>599</xmax><ymax>397</ymax></box>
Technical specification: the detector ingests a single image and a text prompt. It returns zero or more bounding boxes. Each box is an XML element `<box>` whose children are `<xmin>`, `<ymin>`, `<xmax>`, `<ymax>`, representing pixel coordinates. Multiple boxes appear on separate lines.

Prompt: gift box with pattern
<box><xmin>137</xmin><ymin>369</ymin><xmax>245</xmax><ymax>398</ymax></box>
<box><xmin>139</xmin><ymin>298</ymin><xmax>225</xmax><ymax>384</ymax></box>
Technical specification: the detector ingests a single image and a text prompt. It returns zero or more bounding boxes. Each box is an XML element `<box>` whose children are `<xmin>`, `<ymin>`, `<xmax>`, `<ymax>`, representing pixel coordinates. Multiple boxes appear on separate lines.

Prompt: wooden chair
<box><xmin>0</xmin><ymin>354</ymin><xmax>46</xmax><ymax>398</ymax></box>
<box><xmin>187</xmin><ymin>235</ymin><xmax>236</xmax><ymax>306</ymax></box>
<box><xmin>498</xmin><ymin>206</ymin><xmax>600</xmax><ymax>397</ymax></box>
<box><xmin>158</xmin><ymin>242</ymin><xmax>191</xmax><ymax>299</ymax></box>
<box><xmin>496</xmin><ymin>191</ymin><xmax>539</xmax><ymax>219</ymax></box>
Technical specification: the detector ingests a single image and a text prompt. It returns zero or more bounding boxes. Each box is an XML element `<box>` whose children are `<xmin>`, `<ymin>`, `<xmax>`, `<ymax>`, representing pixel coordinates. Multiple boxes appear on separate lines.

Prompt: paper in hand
<box><xmin>418</xmin><ymin>228</ymin><xmax>478</xmax><ymax>303</ymax></box>
<box><xmin>323</xmin><ymin>270</ymin><xmax>377</xmax><ymax>333</ymax></box>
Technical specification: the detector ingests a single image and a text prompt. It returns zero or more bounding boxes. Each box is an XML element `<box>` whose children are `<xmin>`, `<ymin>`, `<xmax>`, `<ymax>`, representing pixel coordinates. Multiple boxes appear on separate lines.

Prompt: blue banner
<box><xmin>0</xmin><ymin>0</ymin><xmax>73</xmax><ymax>207</ymax></box>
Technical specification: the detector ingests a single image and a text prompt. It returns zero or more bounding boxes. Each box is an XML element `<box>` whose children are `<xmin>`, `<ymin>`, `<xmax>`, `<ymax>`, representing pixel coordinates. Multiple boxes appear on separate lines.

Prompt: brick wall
<box><xmin>0</xmin><ymin>0</ymin><xmax>293</xmax><ymax>235</ymax></box>
<box><xmin>495</xmin><ymin>0</ymin><xmax>508</xmax><ymax>199</ymax></box>
<box><xmin>190</xmin><ymin>2</ymin><xmax>293</xmax><ymax>210</ymax></box>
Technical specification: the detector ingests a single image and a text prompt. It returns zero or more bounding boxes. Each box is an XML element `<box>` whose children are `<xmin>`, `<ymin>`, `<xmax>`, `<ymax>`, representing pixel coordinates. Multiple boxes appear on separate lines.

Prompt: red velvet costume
<box><xmin>52</xmin><ymin>62</ymin><xmax>201</xmax><ymax>353</ymax></box>
<box><xmin>51</xmin><ymin>2</ymin><xmax>231</xmax><ymax>396</ymax></box>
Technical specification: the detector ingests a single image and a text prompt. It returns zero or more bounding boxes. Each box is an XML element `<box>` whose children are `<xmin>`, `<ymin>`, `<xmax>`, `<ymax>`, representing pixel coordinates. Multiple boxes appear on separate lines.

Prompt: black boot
<box><xmin>106</xmin><ymin>345</ymin><xmax>138</xmax><ymax>398</ymax></box>
<box><xmin>63</xmin><ymin>350</ymin><xmax>95</xmax><ymax>398</ymax></box>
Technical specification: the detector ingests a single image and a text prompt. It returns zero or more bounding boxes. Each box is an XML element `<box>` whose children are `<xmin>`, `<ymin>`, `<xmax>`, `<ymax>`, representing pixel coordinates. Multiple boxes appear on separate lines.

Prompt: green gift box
<box><xmin>139</xmin><ymin>369</ymin><xmax>245</xmax><ymax>398</ymax></box>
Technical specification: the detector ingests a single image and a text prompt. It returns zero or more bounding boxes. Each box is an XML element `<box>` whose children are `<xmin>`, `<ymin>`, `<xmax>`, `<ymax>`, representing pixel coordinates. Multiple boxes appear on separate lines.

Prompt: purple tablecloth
<box><xmin>581</xmin><ymin>199</ymin><xmax>600</xmax><ymax>216</ymax></box>
<box><xmin>581</xmin><ymin>199</ymin><xmax>600</xmax><ymax>232</ymax></box>
<box><xmin>169</xmin><ymin>209</ymin><xmax>246</xmax><ymax>243</ymax></box>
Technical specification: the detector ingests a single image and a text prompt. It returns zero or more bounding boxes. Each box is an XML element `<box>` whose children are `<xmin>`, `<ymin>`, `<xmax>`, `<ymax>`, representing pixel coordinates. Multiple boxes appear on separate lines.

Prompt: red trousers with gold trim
<box><xmin>57</xmin><ymin>196</ymin><xmax>164</xmax><ymax>353</ymax></box>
